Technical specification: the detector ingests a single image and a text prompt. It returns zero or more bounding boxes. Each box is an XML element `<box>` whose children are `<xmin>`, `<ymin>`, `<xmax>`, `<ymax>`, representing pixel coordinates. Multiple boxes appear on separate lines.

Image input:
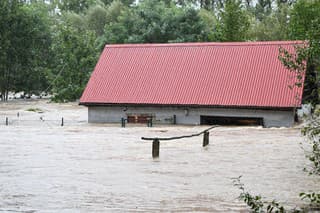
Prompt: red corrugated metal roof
<box><xmin>80</xmin><ymin>41</ymin><xmax>305</xmax><ymax>108</ymax></box>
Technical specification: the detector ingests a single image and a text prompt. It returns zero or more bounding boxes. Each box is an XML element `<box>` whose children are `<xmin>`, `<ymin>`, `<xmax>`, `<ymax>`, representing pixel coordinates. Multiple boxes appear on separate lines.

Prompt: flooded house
<box><xmin>80</xmin><ymin>41</ymin><xmax>305</xmax><ymax>127</ymax></box>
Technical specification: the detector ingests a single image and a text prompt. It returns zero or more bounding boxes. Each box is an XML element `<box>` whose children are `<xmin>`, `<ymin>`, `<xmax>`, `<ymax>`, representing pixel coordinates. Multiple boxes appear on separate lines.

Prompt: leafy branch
<box><xmin>301</xmin><ymin>110</ymin><xmax>320</xmax><ymax>175</ymax></box>
<box><xmin>233</xmin><ymin>176</ymin><xmax>320</xmax><ymax>212</ymax></box>
<box><xmin>232</xmin><ymin>176</ymin><xmax>288</xmax><ymax>213</ymax></box>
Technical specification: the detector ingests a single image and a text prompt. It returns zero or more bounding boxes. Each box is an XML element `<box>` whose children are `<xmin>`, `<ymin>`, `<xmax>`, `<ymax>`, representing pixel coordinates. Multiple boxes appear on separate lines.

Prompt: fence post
<box><xmin>5</xmin><ymin>117</ymin><xmax>8</xmax><ymax>126</ymax></box>
<box><xmin>203</xmin><ymin>131</ymin><xmax>209</xmax><ymax>147</ymax></box>
<box><xmin>121</xmin><ymin>118</ymin><xmax>126</xmax><ymax>128</ymax></box>
<box><xmin>61</xmin><ymin>117</ymin><xmax>64</xmax><ymax>126</ymax></box>
<box><xmin>152</xmin><ymin>139</ymin><xmax>160</xmax><ymax>158</ymax></box>
<box><xmin>147</xmin><ymin>118</ymin><xmax>153</xmax><ymax>127</ymax></box>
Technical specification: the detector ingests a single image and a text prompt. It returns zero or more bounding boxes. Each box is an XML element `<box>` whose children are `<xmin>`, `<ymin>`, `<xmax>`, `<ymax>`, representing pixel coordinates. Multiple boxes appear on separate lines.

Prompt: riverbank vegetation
<box><xmin>233</xmin><ymin>1</ymin><xmax>320</xmax><ymax>208</ymax></box>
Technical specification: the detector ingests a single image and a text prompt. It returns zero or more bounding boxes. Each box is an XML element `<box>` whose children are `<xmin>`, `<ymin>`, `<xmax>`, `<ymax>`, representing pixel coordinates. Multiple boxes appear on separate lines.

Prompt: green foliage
<box><xmin>100</xmin><ymin>0</ymin><xmax>134</xmax><ymax>6</ymax></box>
<box><xmin>279</xmin><ymin>44</ymin><xmax>320</xmax><ymax>105</ymax></box>
<box><xmin>232</xmin><ymin>176</ymin><xmax>288</xmax><ymax>213</ymax></box>
<box><xmin>289</xmin><ymin>0</ymin><xmax>320</xmax><ymax>70</ymax></box>
<box><xmin>0</xmin><ymin>1</ymin><xmax>51</xmax><ymax>100</ymax></box>
<box><xmin>300</xmin><ymin>192</ymin><xmax>320</xmax><ymax>205</ymax></box>
<box><xmin>279</xmin><ymin>0</ymin><xmax>320</xmax><ymax>105</ymax></box>
<box><xmin>0</xmin><ymin>0</ymin><xmax>318</xmax><ymax>102</ymax></box>
<box><xmin>86</xmin><ymin>5</ymin><xmax>108</xmax><ymax>36</ymax></box>
<box><xmin>103</xmin><ymin>0</ymin><xmax>208</xmax><ymax>44</ymax></box>
<box><xmin>199</xmin><ymin>9</ymin><xmax>223</xmax><ymax>41</ymax></box>
<box><xmin>249</xmin><ymin>2</ymin><xmax>290</xmax><ymax>41</ymax></box>
<box><xmin>278</xmin><ymin>44</ymin><xmax>308</xmax><ymax>88</ymax></box>
<box><xmin>220</xmin><ymin>0</ymin><xmax>250</xmax><ymax>41</ymax></box>
<box><xmin>197</xmin><ymin>0</ymin><xmax>223</xmax><ymax>11</ymax></box>
<box><xmin>49</xmin><ymin>23</ymin><xmax>98</xmax><ymax>102</ymax></box>
<box><xmin>105</xmin><ymin>0</ymin><xmax>126</xmax><ymax>23</ymax></box>
<box><xmin>255</xmin><ymin>0</ymin><xmax>272</xmax><ymax>21</ymax></box>
<box><xmin>63</xmin><ymin>11</ymin><xmax>87</xmax><ymax>31</ymax></box>
<box><xmin>301</xmin><ymin>111</ymin><xmax>320</xmax><ymax>175</ymax></box>
<box><xmin>234</xmin><ymin>175</ymin><xmax>320</xmax><ymax>212</ymax></box>
<box><xmin>289</xmin><ymin>0</ymin><xmax>320</xmax><ymax>42</ymax></box>
<box><xmin>279</xmin><ymin>1</ymin><xmax>320</xmax><ymax>103</ymax></box>
<box><xmin>58</xmin><ymin>0</ymin><xmax>96</xmax><ymax>13</ymax></box>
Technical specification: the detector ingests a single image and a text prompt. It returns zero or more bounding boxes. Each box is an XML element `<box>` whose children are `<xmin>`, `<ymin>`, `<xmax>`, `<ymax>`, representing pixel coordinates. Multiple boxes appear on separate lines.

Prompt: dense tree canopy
<box><xmin>286</xmin><ymin>0</ymin><xmax>320</xmax><ymax>105</ymax></box>
<box><xmin>103</xmin><ymin>0</ymin><xmax>208</xmax><ymax>44</ymax></box>
<box><xmin>220</xmin><ymin>0</ymin><xmax>250</xmax><ymax>41</ymax></box>
<box><xmin>0</xmin><ymin>1</ymin><xmax>51</xmax><ymax>100</ymax></box>
<box><xmin>49</xmin><ymin>22</ymin><xmax>98</xmax><ymax>102</ymax></box>
<box><xmin>0</xmin><ymin>0</ymin><xmax>319</xmax><ymax>102</ymax></box>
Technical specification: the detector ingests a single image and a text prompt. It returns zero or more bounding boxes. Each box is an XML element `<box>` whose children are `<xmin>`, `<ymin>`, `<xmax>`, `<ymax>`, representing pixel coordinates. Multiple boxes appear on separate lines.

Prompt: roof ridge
<box><xmin>105</xmin><ymin>41</ymin><xmax>304</xmax><ymax>48</ymax></box>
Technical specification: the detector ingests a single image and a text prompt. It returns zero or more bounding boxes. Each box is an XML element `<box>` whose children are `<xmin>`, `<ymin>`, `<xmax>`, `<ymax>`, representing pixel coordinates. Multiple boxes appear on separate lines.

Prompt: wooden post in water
<box><xmin>147</xmin><ymin>118</ymin><xmax>153</xmax><ymax>127</ymax></box>
<box><xmin>152</xmin><ymin>139</ymin><xmax>160</xmax><ymax>158</ymax></box>
<box><xmin>121</xmin><ymin>118</ymin><xmax>126</xmax><ymax>128</ymax></box>
<box><xmin>61</xmin><ymin>117</ymin><xmax>64</xmax><ymax>126</ymax></box>
<box><xmin>203</xmin><ymin>131</ymin><xmax>209</xmax><ymax>147</ymax></box>
<box><xmin>5</xmin><ymin>117</ymin><xmax>8</xmax><ymax>126</ymax></box>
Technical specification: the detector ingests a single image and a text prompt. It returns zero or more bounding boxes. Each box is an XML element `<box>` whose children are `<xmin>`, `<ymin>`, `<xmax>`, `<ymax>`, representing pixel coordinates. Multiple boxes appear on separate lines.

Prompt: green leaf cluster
<box><xmin>279</xmin><ymin>0</ymin><xmax>320</xmax><ymax>105</ymax></box>
<box><xmin>102</xmin><ymin>0</ymin><xmax>211</xmax><ymax>44</ymax></box>
<box><xmin>300</xmin><ymin>192</ymin><xmax>320</xmax><ymax>205</ymax></box>
<box><xmin>232</xmin><ymin>176</ymin><xmax>288</xmax><ymax>213</ymax></box>
<box><xmin>301</xmin><ymin>110</ymin><xmax>320</xmax><ymax>175</ymax></box>
<box><xmin>49</xmin><ymin>22</ymin><xmax>98</xmax><ymax>102</ymax></box>
<box><xmin>0</xmin><ymin>1</ymin><xmax>51</xmax><ymax>100</ymax></box>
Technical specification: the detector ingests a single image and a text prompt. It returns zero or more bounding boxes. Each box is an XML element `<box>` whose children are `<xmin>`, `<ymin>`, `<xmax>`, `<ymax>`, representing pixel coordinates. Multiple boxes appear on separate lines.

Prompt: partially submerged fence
<box><xmin>141</xmin><ymin>126</ymin><xmax>218</xmax><ymax>158</ymax></box>
<box><xmin>4</xmin><ymin>116</ymin><xmax>64</xmax><ymax>126</ymax></box>
<box><xmin>3</xmin><ymin>116</ymin><xmax>84</xmax><ymax>127</ymax></box>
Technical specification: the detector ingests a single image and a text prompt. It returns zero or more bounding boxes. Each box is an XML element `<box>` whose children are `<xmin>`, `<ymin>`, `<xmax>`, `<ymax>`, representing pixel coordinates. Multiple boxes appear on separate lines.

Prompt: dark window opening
<box><xmin>200</xmin><ymin>115</ymin><xmax>264</xmax><ymax>126</ymax></box>
<box><xmin>127</xmin><ymin>115</ymin><xmax>153</xmax><ymax>123</ymax></box>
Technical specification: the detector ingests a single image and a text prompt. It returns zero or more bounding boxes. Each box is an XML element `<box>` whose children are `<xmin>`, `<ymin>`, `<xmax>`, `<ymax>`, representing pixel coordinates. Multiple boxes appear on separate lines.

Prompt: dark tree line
<box><xmin>0</xmin><ymin>0</ymin><xmax>319</xmax><ymax>102</ymax></box>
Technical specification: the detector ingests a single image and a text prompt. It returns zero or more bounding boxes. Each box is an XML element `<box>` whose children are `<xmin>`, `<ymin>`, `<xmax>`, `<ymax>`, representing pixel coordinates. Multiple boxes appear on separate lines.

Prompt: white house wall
<box><xmin>87</xmin><ymin>106</ymin><xmax>295</xmax><ymax>127</ymax></box>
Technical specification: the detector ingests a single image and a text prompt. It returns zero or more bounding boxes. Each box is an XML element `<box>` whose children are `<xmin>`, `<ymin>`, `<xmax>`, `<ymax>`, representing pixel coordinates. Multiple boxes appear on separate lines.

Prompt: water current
<box><xmin>0</xmin><ymin>100</ymin><xmax>319</xmax><ymax>212</ymax></box>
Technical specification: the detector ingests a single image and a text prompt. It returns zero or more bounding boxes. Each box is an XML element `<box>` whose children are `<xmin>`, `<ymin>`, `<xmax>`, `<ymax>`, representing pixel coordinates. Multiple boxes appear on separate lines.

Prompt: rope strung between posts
<box><xmin>141</xmin><ymin>125</ymin><xmax>219</xmax><ymax>158</ymax></box>
<box><xmin>141</xmin><ymin>125</ymin><xmax>218</xmax><ymax>141</ymax></box>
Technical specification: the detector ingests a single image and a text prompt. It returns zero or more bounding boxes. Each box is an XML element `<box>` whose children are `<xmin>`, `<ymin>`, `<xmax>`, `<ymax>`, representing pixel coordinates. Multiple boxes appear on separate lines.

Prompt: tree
<box><xmin>63</xmin><ymin>11</ymin><xmax>87</xmax><ymax>31</ymax></box>
<box><xmin>86</xmin><ymin>4</ymin><xmax>108</xmax><ymax>36</ymax></box>
<box><xmin>0</xmin><ymin>0</ymin><xmax>13</xmax><ymax>100</ymax></box>
<box><xmin>255</xmin><ymin>0</ymin><xmax>272</xmax><ymax>21</ymax></box>
<box><xmin>287</xmin><ymin>0</ymin><xmax>320</xmax><ymax>105</ymax></box>
<box><xmin>199</xmin><ymin>9</ymin><xmax>223</xmax><ymax>41</ymax></box>
<box><xmin>49</xmin><ymin>22</ymin><xmax>98</xmax><ymax>102</ymax></box>
<box><xmin>0</xmin><ymin>1</ymin><xmax>51</xmax><ymax>100</ymax></box>
<box><xmin>16</xmin><ymin>3</ymin><xmax>52</xmax><ymax>94</ymax></box>
<box><xmin>168</xmin><ymin>7</ymin><xmax>208</xmax><ymax>42</ymax></box>
<box><xmin>58</xmin><ymin>0</ymin><xmax>96</xmax><ymax>13</ymax></box>
<box><xmin>220</xmin><ymin>0</ymin><xmax>250</xmax><ymax>41</ymax></box>
<box><xmin>100</xmin><ymin>0</ymin><xmax>135</xmax><ymax>6</ymax></box>
<box><xmin>103</xmin><ymin>0</ymin><xmax>208</xmax><ymax>44</ymax></box>
<box><xmin>248</xmin><ymin>1</ymin><xmax>290</xmax><ymax>41</ymax></box>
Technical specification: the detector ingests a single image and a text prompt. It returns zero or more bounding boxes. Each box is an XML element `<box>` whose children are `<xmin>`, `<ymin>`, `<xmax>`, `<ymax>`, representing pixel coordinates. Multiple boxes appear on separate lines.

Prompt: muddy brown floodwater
<box><xmin>0</xmin><ymin>100</ymin><xmax>320</xmax><ymax>212</ymax></box>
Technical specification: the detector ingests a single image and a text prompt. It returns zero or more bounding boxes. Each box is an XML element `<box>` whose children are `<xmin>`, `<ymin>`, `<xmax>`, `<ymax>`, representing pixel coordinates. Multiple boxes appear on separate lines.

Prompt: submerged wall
<box><xmin>87</xmin><ymin>106</ymin><xmax>295</xmax><ymax>127</ymax></box>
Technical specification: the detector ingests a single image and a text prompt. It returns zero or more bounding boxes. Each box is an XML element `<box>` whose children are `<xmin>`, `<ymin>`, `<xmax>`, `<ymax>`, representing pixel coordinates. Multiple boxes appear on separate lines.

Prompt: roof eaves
<box><xmin>79</xmin><ymin>102</ymin><xmax>300</xmax><ymax>110</ymax></box>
